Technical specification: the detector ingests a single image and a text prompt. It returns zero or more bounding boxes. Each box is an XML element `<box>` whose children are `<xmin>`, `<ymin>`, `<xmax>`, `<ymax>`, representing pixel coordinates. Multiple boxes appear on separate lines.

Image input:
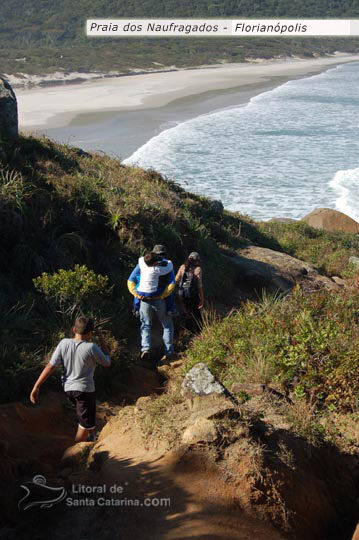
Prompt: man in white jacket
<box><xmin>128</xmin><ymin>248</ymin><xmax>176</xmax><ymax>361</ymax></box>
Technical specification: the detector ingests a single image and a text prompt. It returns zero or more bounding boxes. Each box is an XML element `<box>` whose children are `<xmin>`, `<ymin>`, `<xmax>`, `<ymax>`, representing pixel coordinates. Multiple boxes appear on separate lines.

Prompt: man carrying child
<box><xmin>127</xmin><ymin>245</ymin><xmax>175</xmax><ymax>362</ymax></box>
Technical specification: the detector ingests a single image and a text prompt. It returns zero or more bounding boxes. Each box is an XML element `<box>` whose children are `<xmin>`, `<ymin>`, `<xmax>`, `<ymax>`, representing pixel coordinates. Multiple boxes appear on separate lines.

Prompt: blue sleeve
<box><xmin>167</xmin><ymin>270</ymin><xmax>175</xmax><ymax>285</ymax></box>
<box><xmin>128</xmin><ymin>264</ymin><xmax>140</xmax><ymax>283</ymax></box>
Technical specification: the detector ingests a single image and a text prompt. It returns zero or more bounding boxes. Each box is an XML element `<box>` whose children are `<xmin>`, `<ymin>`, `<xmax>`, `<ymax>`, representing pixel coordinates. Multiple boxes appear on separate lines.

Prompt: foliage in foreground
<box><xmin>185</xmin><ymin>278</ymin><xmax>359</xmax><ymax>412</ymax></box>
<box><xmin>33</xmin><ymin>264</ymin><xmax>110</xmax><ymax>317</ymax></box>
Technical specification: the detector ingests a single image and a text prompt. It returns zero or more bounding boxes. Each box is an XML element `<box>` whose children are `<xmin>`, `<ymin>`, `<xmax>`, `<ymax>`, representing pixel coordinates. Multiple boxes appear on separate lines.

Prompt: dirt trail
<box><xmin>48</xmin><ymin>414</ymin><xmax>289</xmax><ymax>540</ymax></box>
<box><xmin>0</xmin><ymin>379</ymin><xmax>285</xmax><ymax>540</ymax></box>
<box><xmin>3</xmin><ymin>377</ymin><xmax>359</xmax><ymax>539</ymax></box>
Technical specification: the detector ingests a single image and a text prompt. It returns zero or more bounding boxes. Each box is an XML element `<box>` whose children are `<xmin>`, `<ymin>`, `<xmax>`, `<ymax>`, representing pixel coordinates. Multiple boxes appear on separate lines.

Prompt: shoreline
<box><xmin>18</xmin><ymin>54</ymin><xmax>359</xmax><ymax>160</ymax></box>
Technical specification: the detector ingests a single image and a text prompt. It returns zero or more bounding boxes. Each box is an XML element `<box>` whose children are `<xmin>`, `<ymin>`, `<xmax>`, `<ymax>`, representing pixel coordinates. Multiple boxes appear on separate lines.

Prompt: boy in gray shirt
<box><xmin>30</xmin><ymin>316</ymin><xmax>111</xmax><ymax>443</ymax></box>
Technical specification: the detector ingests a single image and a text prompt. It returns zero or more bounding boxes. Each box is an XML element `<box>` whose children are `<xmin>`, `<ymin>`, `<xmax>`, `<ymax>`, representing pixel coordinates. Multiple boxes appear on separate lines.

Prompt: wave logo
<box><xmin>18</xmin><ymin>475</ymin><xmax>67</xmax><ymax>511</ymax></box>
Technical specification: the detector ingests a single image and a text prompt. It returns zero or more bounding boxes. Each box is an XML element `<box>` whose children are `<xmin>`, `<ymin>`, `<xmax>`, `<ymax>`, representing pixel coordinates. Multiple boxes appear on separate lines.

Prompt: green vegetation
<box><xmin>185</xmin><ymin>277</ymin><xmax>359</xmax><ymax>412</ymax></box>
<box><xmin>33</xmin><ymin>264</ymin><xmax>110</xmax><ymax>316</ymax></box>
<box><xmin>0</xmin><ymin>134</ymin><xmax>249</xmax><ymax>403</ymax></box>
<box><xmin>2</xmin><ymin>131</ymin><xmax>359</xmax><ymax>434</ymax></box>
<box><xmin>2</xmin><ymin>1</ymin><xmax>359</xmax><ymax>75</ymax></box>
<box><xmin>258</xmin><ymin>220</ymin><xmax>359</xmax><ymax>276</ymax></box>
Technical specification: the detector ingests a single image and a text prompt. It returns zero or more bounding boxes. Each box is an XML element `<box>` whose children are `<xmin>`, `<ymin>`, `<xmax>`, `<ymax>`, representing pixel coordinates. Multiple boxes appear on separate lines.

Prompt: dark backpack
<box><xmin>179</xmin><ymin>269</ymin><xmax>198</xmax><ymax>300</ymax></box>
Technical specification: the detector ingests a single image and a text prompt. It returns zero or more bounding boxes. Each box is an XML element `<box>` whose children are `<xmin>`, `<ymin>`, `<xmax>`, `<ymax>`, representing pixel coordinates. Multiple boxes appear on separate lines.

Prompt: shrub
<box><xmin>33</xmin><ymin>264</ymin><xmax>111</xmax><ymax>316</ymax></box>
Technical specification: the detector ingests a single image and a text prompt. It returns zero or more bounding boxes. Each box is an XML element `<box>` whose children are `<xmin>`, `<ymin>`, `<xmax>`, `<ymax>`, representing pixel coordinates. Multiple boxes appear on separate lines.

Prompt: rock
<box><xmin>87</xmin><ymin>449</ymin><xmax>108</xmax><ymax>472</ymax></box>
<box><xmin>224</xmin><ymin>245</ymin><xmax>338</xmax><ymax>293</ymax></box>
<box><xmin>181</xmin><ymin>363</ymin><xmax>227</xmax><ymax>399</ymax></box>
<box><xmin>61</xmin><ymin>442</ymin><xmax>93</xmax><ymax>467</ymax></box>
<box><xmin>209</xmin><ymin>199</ymin><xmax>224</xmax><ymax>216</ymax></box>
<box><xmin>349</xmin><ymin>256</ymin><xmax>359</xmax><ymax>269</ymax></box>
<box><xmin>269</xmin><ymin>217</ymin><xmax>297</xmax><ymax>223</ymax></box>
<box><xmin>185</xmin><ymin>394</ymin><xmax>241</xmax><ymax>426</ymax></box>
<box><xmin>0</xmin><ymin>78</ymin><xmax>18</xmax><ymax>140</ymax></box>
<box><xmin>302</xmin><ymin>208</ymin><xmax>359</xmax><ymax>234</ymax></box>
<box><xmin>182</xmin><ymin>418</ymin><xmax>217</xmax><ymax>445</ymax></box>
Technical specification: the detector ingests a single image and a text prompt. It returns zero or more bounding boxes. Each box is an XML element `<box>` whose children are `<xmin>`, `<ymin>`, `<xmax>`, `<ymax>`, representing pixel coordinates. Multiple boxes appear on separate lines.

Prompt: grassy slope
<box><xmin>1</xmin><ymin>134</ymin><xmax>359</xmax><ymax>415</ymax></box>
<box><xmin>3</xmin><ymin>133</ymin><xmax>359</xmax><ymax>539</ymax></box>
<box><xmin>185</xmin><ymin>278</ymin><xmax>359</xmax><ymax>410</ymax></box>
<box><xmin>0</xmin><ymin>134</ymin><xmax>256</xmax><ymax>402</ymax></box>
<box><xmin>2</xmin><ymin>0</ymin><xmax>359</xmax><ymax>74</ymax></box>
<box><xmin>258</xmin><ymin>220</ymin><xmax>359</xmax><ymax>277</ymax></box>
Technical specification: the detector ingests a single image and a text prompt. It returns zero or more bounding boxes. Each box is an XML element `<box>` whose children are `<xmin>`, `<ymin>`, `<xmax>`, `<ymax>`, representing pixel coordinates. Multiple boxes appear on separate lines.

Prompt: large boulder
<box><xmin>224</xmin><ymin>245</ymin><xmax>338</xmax><ymax>293</ymax></box>
<box><xmin>0</xmin><ymin>78</ymin><xmax>18</xmax><ymax>140</ymax></box>
<box><xmin>302</xmin><ymin>208</ymin><xmax>359</xmax><ymax>234</ymax></box>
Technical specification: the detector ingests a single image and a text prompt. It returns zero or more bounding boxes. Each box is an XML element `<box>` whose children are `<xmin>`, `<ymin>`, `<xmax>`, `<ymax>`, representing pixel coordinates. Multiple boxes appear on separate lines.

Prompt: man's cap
<box><xmin>189</xmin><ymin>252</ymin><xmax>201</xmax><ymax>260</ymax></box>
<box><xmin>75</xmin><ymin>316</ymin><xmax>94</xmax><ymax>335</ymax></box>
<box><xmin>152</xmin><ymin>244</ymin><xmax>167</xmax><ymax>255</ymax></box>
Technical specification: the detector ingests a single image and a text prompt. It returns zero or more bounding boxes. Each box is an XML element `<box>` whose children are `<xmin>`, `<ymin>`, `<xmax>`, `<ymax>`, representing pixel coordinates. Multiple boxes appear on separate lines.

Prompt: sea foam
<box><xmin>125</xmin><ymin>62</ymin><xmax>359</xmax><ymax>221</ymax></box>
<box><xmin>329</xmin><ymin>168</ymin><xmax>359</xmax><ymax>222</ymax></box>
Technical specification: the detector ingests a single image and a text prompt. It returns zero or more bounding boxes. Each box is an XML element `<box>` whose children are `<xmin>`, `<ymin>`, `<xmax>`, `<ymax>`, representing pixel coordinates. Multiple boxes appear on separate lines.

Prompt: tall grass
<box><xmin>259</xmin><ymin>221</ymin><xmax>359</xmax><ymax>276</ymax></box>
<box><xmin>185</xmin><ymin>276</ymin><xmax>359</xmax><ymax>412</ymax></box>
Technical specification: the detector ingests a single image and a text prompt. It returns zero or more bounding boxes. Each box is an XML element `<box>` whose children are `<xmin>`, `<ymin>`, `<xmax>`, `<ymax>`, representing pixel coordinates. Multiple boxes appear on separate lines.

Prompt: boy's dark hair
<box><xmin>144</xmin><ymin>252</ymin><xmax>161</xmax><ymax>266</ymax></box>
<box><xmin>75</xmin><ymin>316</ymin><xmax>94</xmax><ymax>335</ymax></box>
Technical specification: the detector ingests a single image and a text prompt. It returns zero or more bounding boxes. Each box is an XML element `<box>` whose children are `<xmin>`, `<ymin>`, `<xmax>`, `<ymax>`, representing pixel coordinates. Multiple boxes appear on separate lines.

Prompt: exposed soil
<box><xmin>0</xmin><ymin>395</ymin><xmax>288</xmax><ymax>540</ymax></box>
<box><xmin>2</xmin><ymin>378</ymin><xmax>359</xmax><ymax>540</ymax></box>
<box><xmin>2</xmin><ymin>320</ymin><xmax>359</xmax><ymax>540</ymax></box>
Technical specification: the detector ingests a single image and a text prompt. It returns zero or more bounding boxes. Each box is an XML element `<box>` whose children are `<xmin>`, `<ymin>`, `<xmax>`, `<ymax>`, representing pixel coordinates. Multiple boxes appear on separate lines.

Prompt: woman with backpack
<box><xmin>176</xmin><ymin>252</ymin><xmax>204</xmax><ymax>332</ymax></box>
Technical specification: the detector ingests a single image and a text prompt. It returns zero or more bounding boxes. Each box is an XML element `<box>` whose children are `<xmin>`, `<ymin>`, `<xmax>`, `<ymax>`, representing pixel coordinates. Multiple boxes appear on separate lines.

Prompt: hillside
<box><xmin>3</xmin><ymin>134</ymin><xmax>359</xmax><ymax>538</ymax></box>
<box><xmin>2</xmin><ymin>0</ymin><xmax>359</xmax><ymax>75</ymax></box>
<box><xmin>1</xmin><ymin>132</ymin><xmax>359</xmax><ymax>403</ymax></box>
<box><xmin>0</xmin><ymin>133</ymin><xmax>253</xmax><ymax>402</ymax></box>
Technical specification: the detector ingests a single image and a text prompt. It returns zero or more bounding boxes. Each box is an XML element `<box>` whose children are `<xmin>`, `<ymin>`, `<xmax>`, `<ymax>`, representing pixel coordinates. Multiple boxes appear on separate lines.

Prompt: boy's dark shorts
<box><xmin>65</xmin><ymin>390</ymin><xmax>96</xmax><ymax>430</ymax></box>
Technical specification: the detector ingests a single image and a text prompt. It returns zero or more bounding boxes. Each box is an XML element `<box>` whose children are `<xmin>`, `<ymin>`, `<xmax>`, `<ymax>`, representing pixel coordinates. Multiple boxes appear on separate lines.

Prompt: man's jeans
<box><xmin>140</xmin><ymin>299</ymin><xmax>174</xmax><ymax>355</ymax></box>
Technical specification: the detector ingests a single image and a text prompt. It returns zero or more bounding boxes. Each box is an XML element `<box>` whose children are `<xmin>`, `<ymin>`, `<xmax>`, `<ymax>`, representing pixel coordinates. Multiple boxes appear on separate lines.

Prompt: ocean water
<box><xmin>124</xmin><ymin>62</ymin><xmax>359</xmax><ymax>222</ymax></box>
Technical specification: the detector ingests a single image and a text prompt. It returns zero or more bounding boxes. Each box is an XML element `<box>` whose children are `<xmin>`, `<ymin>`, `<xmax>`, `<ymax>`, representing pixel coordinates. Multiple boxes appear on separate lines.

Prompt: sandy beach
<box><xmin>17</xmin><ymin>54</ymin><xmax>359</xmax><ymax>159</ymax></box>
